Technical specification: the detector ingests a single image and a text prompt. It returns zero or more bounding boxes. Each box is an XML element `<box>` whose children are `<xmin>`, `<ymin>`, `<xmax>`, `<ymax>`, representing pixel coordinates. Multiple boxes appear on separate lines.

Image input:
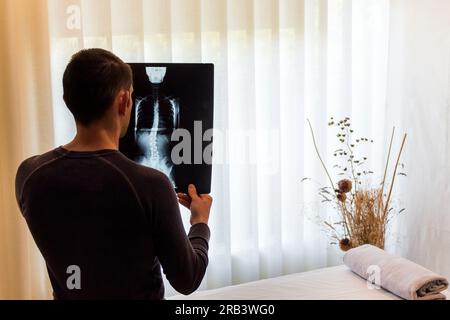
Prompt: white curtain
<box><xmin>46</xmin><ymin>0</ymin><xmax>395</xmax><ymax>296</ymax></box>
<box><xmin>0</xmin><ymin>0</ymin><xmax>448</xmax><ymax>300</ymax></box>
<box><xmin>0</xmin><ymin>0</ymin><xmax>54</xmax><ymax>299</ymax></box>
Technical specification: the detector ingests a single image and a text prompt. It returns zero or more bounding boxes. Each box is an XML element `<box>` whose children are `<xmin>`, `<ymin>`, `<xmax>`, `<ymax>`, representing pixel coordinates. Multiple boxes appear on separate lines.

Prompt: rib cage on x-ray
<box><xmin>134</xmin><ymin>68</ymin><xmax>180</xmax><ymax>188</ymax></box>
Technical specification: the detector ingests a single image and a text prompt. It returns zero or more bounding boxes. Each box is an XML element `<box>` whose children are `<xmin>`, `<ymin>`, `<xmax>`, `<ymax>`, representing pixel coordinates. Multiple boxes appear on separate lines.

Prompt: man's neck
<box><xmin>64</xmin><ymin>124</ymin><xmax>120</xmax><ymax>152</ymax></box>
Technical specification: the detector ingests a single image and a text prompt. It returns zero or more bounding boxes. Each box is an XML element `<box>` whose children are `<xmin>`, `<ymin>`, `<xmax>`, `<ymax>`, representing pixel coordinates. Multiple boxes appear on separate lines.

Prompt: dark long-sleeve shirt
<box><xmin>15</xmin><ymin>147</ymin><xmax>210</xmax><ymax>300</ymax></box>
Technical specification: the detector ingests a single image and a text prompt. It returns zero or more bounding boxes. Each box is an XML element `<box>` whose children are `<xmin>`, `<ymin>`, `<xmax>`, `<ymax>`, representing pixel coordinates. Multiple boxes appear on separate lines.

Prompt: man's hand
<box><xmin>177</xmin><ymin>184</ymin><xmax>213</xmax><ymax>226</ymax></box>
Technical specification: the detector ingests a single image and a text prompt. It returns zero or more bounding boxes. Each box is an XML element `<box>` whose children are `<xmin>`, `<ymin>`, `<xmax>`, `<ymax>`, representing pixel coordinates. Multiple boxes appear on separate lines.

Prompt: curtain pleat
<box><xmin>142</xmin><ymin>0</ymin><xmax>173</xmax><ymax>61</ymax></box>
<box><xmin>200</xmin><ymin>0</ymin><xmax>232</xmax><ymax>290</ymax></box>
<box><xmin>226</xmin><ymin>0</ymin><xmax>261</xmax><ymax>285</ymax></box>
<box><xmin>111</xmin><ymin>0</ymin><xmax>145</xmax><ymax>62</ymax></box>
<box><xmin>278</xmin><ymin>0</ymin><xmax>306</xmax><ymax>274</ymax></box>
<box><xmin>81</xmin><ymin>0</ymin><xmax>112</xmax><ymax>50</ymax></box>
<box><xmin>301</xmin><ymin>0</ymin><xmax>330</xmax><ymax>270</ymax></box>
<box><xmin>253</xmin><ymin>0</ymin><xmax>283</xmax><ymax>280</ymax></box>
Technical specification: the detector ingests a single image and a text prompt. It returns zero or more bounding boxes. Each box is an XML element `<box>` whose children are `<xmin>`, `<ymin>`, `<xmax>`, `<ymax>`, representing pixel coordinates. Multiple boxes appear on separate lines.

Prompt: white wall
<box><xmin>386</xmin><ymin>0</ymin><xmax>450</xmax><ymax>278</ymax></box>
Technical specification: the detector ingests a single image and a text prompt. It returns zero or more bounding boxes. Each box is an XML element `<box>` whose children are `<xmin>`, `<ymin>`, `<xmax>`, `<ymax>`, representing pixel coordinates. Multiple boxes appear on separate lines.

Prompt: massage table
<box><xmin>171</xmin><ymin>265</ymin><xmax>449</xmax><ymax>300</ymax></box>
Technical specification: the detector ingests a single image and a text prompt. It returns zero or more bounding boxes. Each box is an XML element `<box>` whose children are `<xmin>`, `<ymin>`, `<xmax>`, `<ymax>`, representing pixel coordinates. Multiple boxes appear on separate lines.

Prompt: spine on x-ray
<box><xmin>149</xmin><ymin>99</ymin><xmax>160</xmax><ymax>163</ymax></box>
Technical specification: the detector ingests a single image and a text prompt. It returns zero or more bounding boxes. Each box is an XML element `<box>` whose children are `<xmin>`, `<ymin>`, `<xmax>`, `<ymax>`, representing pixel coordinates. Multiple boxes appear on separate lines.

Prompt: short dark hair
<box><xmin>63</xmin><ymin>48</ymin><xmax>133</xmax><ymax>126</ymax></box>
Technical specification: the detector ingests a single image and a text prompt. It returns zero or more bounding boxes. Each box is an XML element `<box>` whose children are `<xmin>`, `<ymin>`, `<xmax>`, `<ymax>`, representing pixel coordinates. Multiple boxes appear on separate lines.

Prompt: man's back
<box><xmin>15</xmin><ymin>147</ymin><xmax>210</xmax><ymax>300</ymax></box>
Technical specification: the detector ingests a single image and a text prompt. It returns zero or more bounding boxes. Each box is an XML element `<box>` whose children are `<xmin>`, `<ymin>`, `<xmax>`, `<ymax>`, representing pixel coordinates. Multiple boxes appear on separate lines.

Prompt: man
<box><xmin>15</xmin><ymin>48</ymin><xmax>212</xmax><ymax>300</ymax></box>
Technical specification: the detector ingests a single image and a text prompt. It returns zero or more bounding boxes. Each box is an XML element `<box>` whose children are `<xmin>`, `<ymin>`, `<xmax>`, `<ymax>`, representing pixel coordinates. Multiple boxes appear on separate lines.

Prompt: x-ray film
<box><xmin>119</xmin><ymin>63</ymin><xmax>214</xmax><ymax>194</ymax></box>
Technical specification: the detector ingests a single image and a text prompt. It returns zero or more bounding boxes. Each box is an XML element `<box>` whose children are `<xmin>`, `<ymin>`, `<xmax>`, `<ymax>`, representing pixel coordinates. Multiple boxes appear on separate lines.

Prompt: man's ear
<box><xmin>117</xmin><ymin>90</ymin><xmax>128</xmax><ymax>116</ymax></box>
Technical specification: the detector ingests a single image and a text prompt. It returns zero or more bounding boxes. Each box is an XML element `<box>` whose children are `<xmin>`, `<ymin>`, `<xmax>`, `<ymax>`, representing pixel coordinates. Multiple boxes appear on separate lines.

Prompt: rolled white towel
<box><xmin>343</xmin><ymin>244</ymin><xmax>449</xmax><ymax>300</ymax></box>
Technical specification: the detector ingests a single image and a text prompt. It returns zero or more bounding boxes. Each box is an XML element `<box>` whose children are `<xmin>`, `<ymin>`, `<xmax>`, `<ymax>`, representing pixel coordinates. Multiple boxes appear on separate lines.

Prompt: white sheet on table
<box><xmin>170</xmin><ymin>265</ymin><xmax>449</xmax><ymax>300</ymax></box>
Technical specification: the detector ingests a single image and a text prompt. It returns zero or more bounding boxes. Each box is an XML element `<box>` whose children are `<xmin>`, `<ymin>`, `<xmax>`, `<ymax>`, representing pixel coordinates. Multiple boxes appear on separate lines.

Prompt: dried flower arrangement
<box><xmin>304</xmin><ymin>118</ymin><xmax>407</xmax><ymax>251</ymax></box>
